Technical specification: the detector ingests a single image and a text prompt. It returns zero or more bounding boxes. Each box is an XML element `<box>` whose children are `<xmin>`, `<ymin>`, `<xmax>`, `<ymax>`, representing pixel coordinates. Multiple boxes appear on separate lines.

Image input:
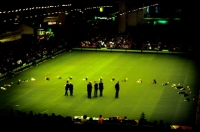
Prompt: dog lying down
<box><xmin>184</xmin><ymin>98</ymin><xmax>190</xmax><ymax>102</ymax></box>
<box><xmin>4</xmin><ymin>84</ymin><xmax>11</xmax><ymax>87</ymax></box>
<box><xmin>177</xmin><ymin>92</ymin><xmax>189</xmax><ymax>97</ymax></box>
<box><xmin>137</xmin><ymin>79</ymin><xmax>142</xmax><ymax>83</ymax></box>
<box><xmin>175</xmin><ymin>86</ymin><xmax>184</xmax><ymax>89</ymax></box>
<box><xmin>1</xmin><ymin>87</ymin><xmax>6</xmax><ymax>90</ymax></box>
<box><xmin>162</xmin><ymin>82</ymin><xmax>169</xmax><ymax>86</ymax></box>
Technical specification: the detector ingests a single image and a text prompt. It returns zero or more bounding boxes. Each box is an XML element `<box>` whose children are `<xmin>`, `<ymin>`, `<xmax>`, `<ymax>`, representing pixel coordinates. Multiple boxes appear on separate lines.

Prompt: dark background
<box><xmin>0</xmin><ymin>0</ymin><xmax>197</xmax><ymax>51</ymax></box>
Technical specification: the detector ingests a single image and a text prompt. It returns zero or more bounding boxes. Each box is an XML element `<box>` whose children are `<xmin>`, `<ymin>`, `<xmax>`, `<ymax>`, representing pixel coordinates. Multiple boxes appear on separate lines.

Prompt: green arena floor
<box><xmin>0</xmin><ymin>51</ymin><xmax>199</xmax><ymax>126</ymax></box>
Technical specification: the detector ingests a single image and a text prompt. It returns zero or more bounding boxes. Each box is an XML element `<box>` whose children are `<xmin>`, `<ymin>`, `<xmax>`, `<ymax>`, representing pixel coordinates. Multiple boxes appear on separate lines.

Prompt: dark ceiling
<box><xmin>0</xmin><ymin>0</ymin><xmax>163</xmax><ymax>10</ymax></box>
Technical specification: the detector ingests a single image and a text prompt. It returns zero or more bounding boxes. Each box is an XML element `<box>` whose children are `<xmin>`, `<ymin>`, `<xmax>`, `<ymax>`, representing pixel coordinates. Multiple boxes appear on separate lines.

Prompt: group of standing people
<box><xmin>65</xmin><ymin>81</ymin><xmax>73</xmax><ymax>96</ymax></box>
<box><xmin>87</xmin><ymin>80</ymin><xmax>120</xmax><ymax>98</ymax></box>
<box><xmin>64</xmin><ymin>80</ymin><xmax>120</xmax><ymax>98</ymax></box>
<box><xmin>87</xmin><ymin>80</ymin><xmax>104</xmax><ymax>98</ymax></box>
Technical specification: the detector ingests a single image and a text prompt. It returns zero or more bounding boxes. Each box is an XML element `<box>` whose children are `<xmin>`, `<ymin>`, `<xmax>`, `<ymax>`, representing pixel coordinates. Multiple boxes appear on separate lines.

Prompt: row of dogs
<box><xmin>171</xmin><ymin>84</ymin><xmax>194</xmax><ymax>102</ymax></box>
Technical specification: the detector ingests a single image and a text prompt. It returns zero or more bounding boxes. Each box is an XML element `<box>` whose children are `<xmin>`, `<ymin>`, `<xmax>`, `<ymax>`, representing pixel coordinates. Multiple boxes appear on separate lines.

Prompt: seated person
<box><xmin>137</xmin><ymin>79</ymin><xmax>142</xmax><ymax>83</ymax></box>
<box><xmin>123</xmin><ymin>116</ymin><xmax>128</xmax><ymax>120</ymax></box>
<box><xmin>81</xmin><ymin>115</ymin><xmax>87</xmax><ymax>124</ymax></box>
<box><xmin>152</xmin><ymin>79</ymin><xmax>156</xmax><ymax>84</ymax></box>
<box><xmin>162</xmin><ymin>82</ymin><xmax>169</xmax><ymax>86</ymax></box>
<box><xmin>98</xmin><ymin>115</ymin><xmax>104</xmax><ymax>124</ymax></box>
<box><xmin>117</xmin><ymin>116</ymin><xmax>122</xmax><ymax>122</ymax></box>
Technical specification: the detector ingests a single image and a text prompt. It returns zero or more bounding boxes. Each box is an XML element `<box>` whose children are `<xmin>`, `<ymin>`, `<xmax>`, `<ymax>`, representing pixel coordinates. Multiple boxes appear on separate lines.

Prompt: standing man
<box><xmin>115</xmin><ymin>81</ymin><xmax>120</xmax><ymax>98</ymax></box>
<box><xmin>69</xmin><ymin>82</ymin><xmax>73</xmax><ymax>96</ymax></box>
<box><xmin>87</xmin><ymin>81</ymin><xmax>92</xmax><ymax>98</ymax></box>
<box><xmin>94</xmin><ymin>81</ymin><xmax>98</xmax><ymax>97</ymax></box>
<box><xmin>99</xmin><ymin>80</ymin><xmax>104</xmax><ymax>96</ymax></box>
<box><xmin>65</xmin><ymin>81</ymin><xmax>70</xmax><ymax>96</ymax></box>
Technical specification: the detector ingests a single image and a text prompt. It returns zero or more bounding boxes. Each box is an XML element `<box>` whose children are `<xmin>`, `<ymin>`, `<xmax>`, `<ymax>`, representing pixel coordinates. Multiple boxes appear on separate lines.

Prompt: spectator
<box><xmin>98</xmin><ymin>114</ymin><xmax>104</xmax><ymax>124</ymax></box>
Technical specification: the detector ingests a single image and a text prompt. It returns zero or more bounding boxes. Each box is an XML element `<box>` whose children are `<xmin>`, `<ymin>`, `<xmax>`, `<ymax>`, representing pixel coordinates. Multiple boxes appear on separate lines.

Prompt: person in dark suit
<box><xmin>99</xmin><ymin>80</ymin><xmax>104</xmax><ymax>96</ymax></box>
<box><xmin>152</xmin><ymin>79</ymin><xmax>156</xmax><ymax>84</ymax></box>
<box><xmin>115</xmin><ymin>81</ymin><xmax>120</xmax><ymax>98</ymax></box>
<box><xmin>69</xmin><ymin>82</ymin><xmax>73</xmax><ymax>96</ymax></box>
<box><xmin>87</xmin><ymin>81</ymin><xmax>92</xmax><ymax>98</ymax></box>
<box><xmin>65</xmin><ymin>81</ymin><xmax>70</xmax><ymax>96</ymax></box>
<box><xmin>94</xmin><ymin>81</ymin><xmax>98</xmax><ymax>97</ymax></box>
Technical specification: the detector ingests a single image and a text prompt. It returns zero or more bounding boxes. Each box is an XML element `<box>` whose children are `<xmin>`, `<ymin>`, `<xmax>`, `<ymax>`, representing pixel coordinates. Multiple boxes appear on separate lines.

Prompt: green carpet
<box><xmin>0</xmin><ymin>51</ymin><xmax>199</xmax><ymax>126</ymax></box>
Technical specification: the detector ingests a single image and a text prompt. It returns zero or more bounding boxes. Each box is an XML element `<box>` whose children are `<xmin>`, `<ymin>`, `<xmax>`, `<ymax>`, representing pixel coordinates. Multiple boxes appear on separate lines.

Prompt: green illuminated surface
<box><xmin>154</xmin><ymin>20</ymin><xmax>168</xmax><ymax>25</ymax></box>
<box><xmin>157</xmin><ymin>20</ymin><xmax>168</xmax><ymax>24</ymax></box>
<box><xmin>0</xmin><ymin>51</ymin><xmax>199</xmax><ymax>126</ymax></box>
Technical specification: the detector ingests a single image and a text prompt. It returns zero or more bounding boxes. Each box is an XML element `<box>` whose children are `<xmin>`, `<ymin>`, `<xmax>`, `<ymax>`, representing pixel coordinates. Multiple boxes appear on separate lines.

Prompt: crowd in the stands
<box><xmin>0</xmin><ymin>38</ymin><xmax>68</xmax><ymax>75</ymax></box>
<box><xmin>0</xmin><ymin>108</ymin><xmax>184</xmax><ymax>131</ymax></box>
<box><xmin>80</xmin><ymin>26</ymin><xmax>193</xmax><ymax>53</ymax></box>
